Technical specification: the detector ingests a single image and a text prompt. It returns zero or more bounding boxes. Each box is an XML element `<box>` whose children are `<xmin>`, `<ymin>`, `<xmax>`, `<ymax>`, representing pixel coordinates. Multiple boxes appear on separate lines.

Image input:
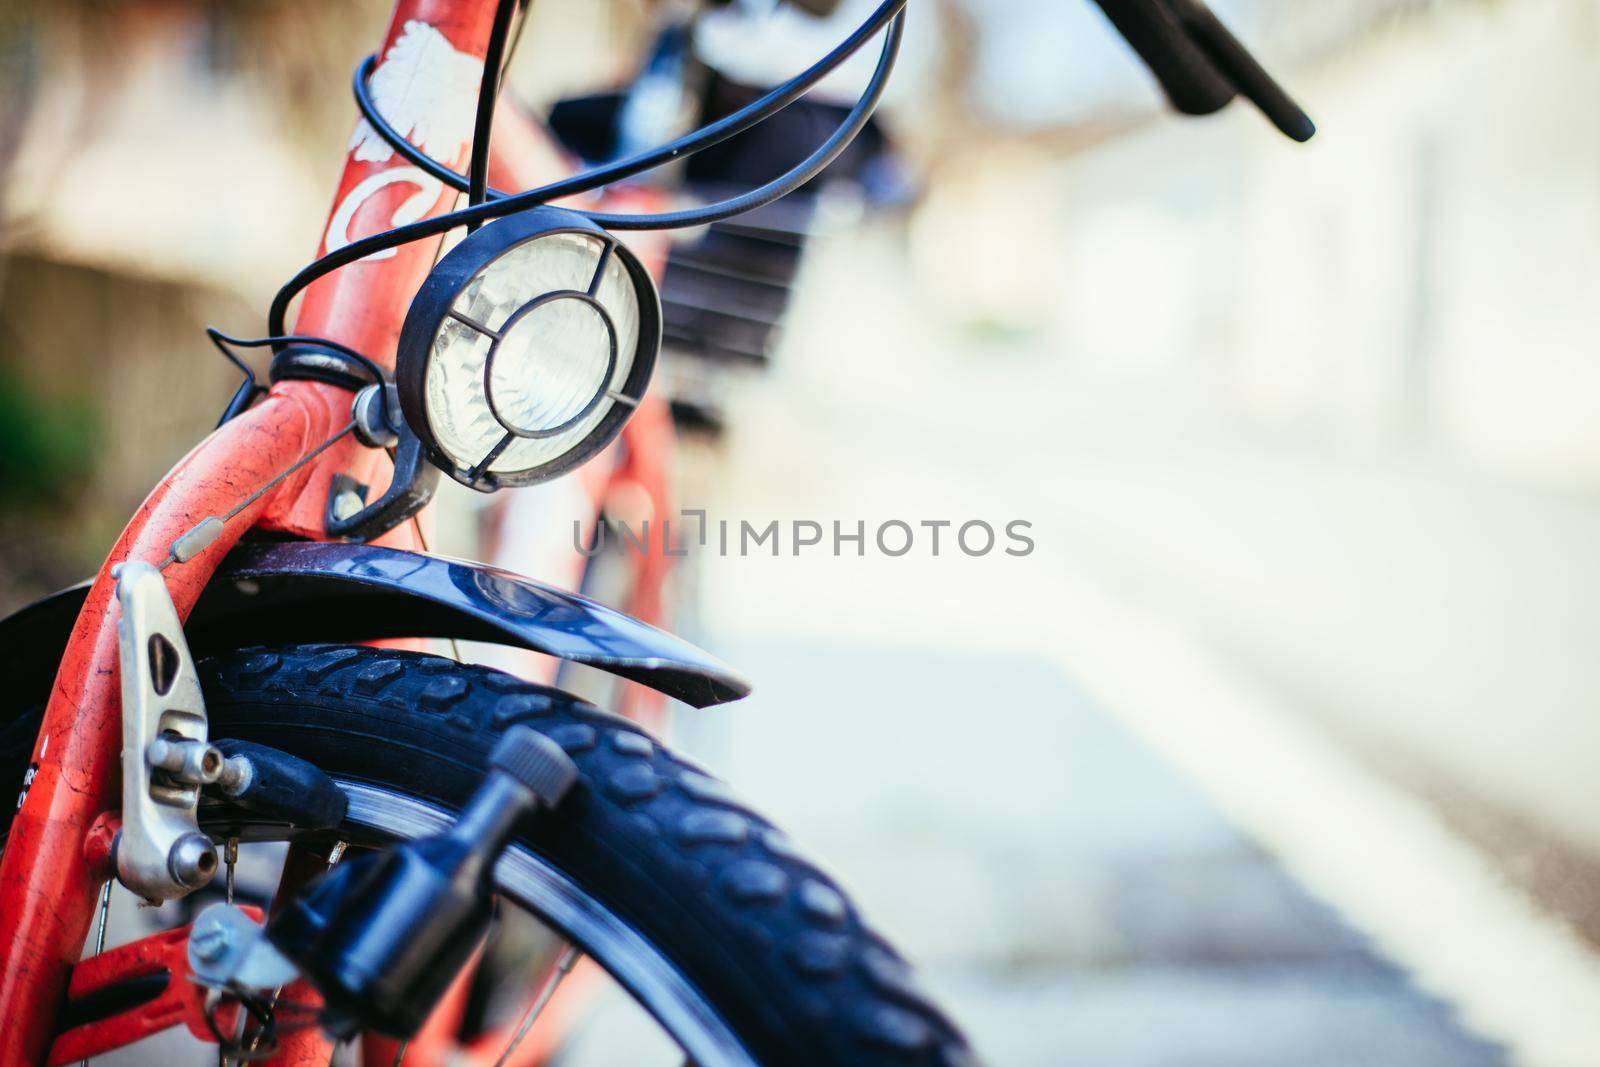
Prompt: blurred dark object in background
<box><xmin>548</xmin><ymin>37</ymin><xmax>909</xmax><ymax>433</ymax></box>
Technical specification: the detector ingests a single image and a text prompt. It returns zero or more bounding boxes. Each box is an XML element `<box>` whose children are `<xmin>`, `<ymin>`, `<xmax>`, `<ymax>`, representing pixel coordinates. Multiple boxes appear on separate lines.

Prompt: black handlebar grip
<box><xmin>1174</xmin><ymin>0</ymin><xmax>1315</xmax><ymax>142</ymax></box>
<box><xmin>1090</xmin><ymin>0</ymin><xmax>1236</xmax><ymax>115</ymax></box>
<box><xmin>1088</xmin><ymin>0</ymin><xmax>1315</xmax><ymax>141</ymax></box>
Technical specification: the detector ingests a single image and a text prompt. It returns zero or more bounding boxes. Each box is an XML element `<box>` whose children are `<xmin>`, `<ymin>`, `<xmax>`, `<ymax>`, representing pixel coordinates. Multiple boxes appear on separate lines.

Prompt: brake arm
<box><xmin>114</xmin><ymin>563</ymin><xmax>239</xmax><ymax>902</ymax></box>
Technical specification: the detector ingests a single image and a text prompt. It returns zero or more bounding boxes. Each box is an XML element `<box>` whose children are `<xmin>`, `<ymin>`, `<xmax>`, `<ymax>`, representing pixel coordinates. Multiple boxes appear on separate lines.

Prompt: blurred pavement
<box><xmin>679</xmin><ymin>642</ymin><xmax>1501</xmax><ymax>1067</ymax></box>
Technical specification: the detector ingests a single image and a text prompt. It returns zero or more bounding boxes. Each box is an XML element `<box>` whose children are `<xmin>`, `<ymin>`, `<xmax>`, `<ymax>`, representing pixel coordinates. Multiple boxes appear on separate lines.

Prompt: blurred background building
<box><xmin>4</xmin><ymin>0</ymin><xmax>1600</xmax><ymax>1064</ymax></box>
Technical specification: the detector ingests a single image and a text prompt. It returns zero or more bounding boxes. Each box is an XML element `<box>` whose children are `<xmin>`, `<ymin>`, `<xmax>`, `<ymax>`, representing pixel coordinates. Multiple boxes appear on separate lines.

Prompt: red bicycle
<box><xmin>0</xmin><ymin>1</ymin><xmax>1309</xmax><ymax>1063</ymax></box>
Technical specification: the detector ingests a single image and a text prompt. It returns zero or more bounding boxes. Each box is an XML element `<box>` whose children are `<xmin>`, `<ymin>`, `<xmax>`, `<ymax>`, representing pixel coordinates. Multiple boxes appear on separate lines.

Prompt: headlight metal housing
<box><xmin>396</xmin><ymin>206</ymin><xmax>661</xmax><ymax>491</ymax></box>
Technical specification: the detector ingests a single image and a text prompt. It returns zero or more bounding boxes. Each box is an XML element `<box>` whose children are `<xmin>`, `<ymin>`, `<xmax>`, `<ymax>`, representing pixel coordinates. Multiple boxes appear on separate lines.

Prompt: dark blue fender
<box><xmin>0</xmin><ymin>543</ymin><xmax>748</xmax><ymax>709</ymax></box>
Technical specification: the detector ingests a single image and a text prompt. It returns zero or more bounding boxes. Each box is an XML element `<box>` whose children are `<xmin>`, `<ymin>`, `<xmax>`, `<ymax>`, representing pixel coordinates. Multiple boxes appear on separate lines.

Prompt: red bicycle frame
<box><xmin>0</xmin><ymin>1</ymin><xmax>660</xmax><ymax>1061</ymax></box>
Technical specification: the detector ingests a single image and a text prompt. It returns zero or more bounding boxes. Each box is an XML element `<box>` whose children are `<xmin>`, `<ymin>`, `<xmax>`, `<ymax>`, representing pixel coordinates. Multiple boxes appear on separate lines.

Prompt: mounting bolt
<box><xmin>147</xmin><ymin>736</ymin><xmax>225</xmax><ymax>786</ymax></box>
<box><xmin>352</xmin><ymin>383</ymin><xmax>400</xmax><ymax>449</ymax></box>
<box><xmin>190</xmin><ymin>916</ymin><xmax>233</xmax><ymax>963</ymax></box>
<box><xmin>168</xmin><ymin>832</ymin><xmax>219</xmax><ymax>890</ymax></box>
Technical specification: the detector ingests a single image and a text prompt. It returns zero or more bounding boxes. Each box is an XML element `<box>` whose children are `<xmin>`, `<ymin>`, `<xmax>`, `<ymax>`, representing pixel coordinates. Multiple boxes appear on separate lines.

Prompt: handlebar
<box><xmin>1089</xmin><ymin>0</ymin><xmax>1315</xmax><ymax>141</ymax></box>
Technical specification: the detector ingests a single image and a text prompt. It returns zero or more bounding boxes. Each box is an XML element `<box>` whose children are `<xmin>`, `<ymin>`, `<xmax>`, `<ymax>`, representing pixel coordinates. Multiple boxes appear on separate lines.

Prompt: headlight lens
<box><xmin>397</xmin><ymin>207</ymin><xmax>659</xmax><ymax>490</ymax></box>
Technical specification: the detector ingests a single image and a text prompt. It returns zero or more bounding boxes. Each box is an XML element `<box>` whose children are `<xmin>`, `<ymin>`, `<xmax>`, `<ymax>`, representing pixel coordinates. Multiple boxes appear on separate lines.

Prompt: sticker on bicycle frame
<box><xmin>14</xmin><ymin>733</ymin><xmax>45</xmax><ymax>814</ymax></box>
<box><xmin>326</xmin><ymin>20</ymin><xmax>481</xmax><ymax>260</ymax></box>
<box><xmin>348</xmin><ymin>20</ymin><xmax>482</xmax><ymax>166</ymax></box>
<box><xmin>326</xmin><ymin>167</ymin><xmax>445</xmax><ymax>261</ymax></box>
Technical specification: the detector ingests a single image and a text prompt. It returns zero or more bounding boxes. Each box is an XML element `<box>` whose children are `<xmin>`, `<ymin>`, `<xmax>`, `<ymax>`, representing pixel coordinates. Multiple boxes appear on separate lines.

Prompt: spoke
<box><xmin>246</xmin><ymin>841</ymin><xmax>350</xmax><ymax>1057</ymax></box>
<box><xmin>78</xmin><ymin>878</ymin><xmax>114</xmax><ymax>1066</ymax></box>
<box><xmin>91</xmin><ymin>878</ymin><xmax>112</xmax><ymax>954</ymax></box>
<box><xmin>392</xmin><ymin>1040</ymin><xmax>409</xmax><ymax>1067</ymax></box>
<box><xmin>493</xmin><ymin>944</ymin><xmax>581</xmax><ymax>1067</ymax></box>
<box><xmin>212</xmin><ymin>988</ymin><xmax>234</xmax><ymax>1067</ymax></box>
<box><xmin>225</xmin><ymin>837</ymin><xmax>239</xmax><ymax>905</ymax></box>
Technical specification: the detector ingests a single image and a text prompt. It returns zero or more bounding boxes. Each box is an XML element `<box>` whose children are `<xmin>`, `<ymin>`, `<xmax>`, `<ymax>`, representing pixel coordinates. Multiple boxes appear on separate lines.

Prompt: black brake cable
<box><xmin>209</xmin><ymin>329</ymin><xmax>386</xmax><ymax>384</ymax></box>
<box><xmin>208</xmin><ymin>328</ymin><xmax>387</xmax><ymax>425</ymax></box>
<box><xmin>589</xmin><ymin>13</ymin><xmax>902</xmax><ymax>232</ymax></box>
<box><xmin>268</xmin><ymin>0</ymin><xmax>906</xmax><ymax>344</ymax></box>
<box><xmin>352</xmin><ymin>0</ymin><xmax>906</xmax><ymax>205</ymax></box>
<box><xmin>465</xmin><ymin>0</ymin><xmax>519</xmax><ymax>228</ymax></box>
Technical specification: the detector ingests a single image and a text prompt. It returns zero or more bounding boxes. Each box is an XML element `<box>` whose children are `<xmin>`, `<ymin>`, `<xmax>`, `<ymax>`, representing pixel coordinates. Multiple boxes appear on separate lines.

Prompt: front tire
<box><xmin>165</xmin><ymin>644</ymin><xmax>974</xmax><ymax>1067</ymax></box>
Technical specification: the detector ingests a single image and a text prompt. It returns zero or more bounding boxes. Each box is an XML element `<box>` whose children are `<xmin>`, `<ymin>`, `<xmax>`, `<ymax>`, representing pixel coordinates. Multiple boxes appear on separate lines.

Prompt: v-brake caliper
<box><xmin>114</xmin><ymin>561</ymin><xmax>244</xmax><ymax>900</ymax></box>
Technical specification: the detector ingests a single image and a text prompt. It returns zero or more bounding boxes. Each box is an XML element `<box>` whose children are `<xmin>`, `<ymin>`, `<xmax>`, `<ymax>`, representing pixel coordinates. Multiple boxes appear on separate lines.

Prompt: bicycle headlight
<box><xmin>396</xmin><ymin>207</ymin><xmax>660</xmax><ymax>490</ymax></box>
